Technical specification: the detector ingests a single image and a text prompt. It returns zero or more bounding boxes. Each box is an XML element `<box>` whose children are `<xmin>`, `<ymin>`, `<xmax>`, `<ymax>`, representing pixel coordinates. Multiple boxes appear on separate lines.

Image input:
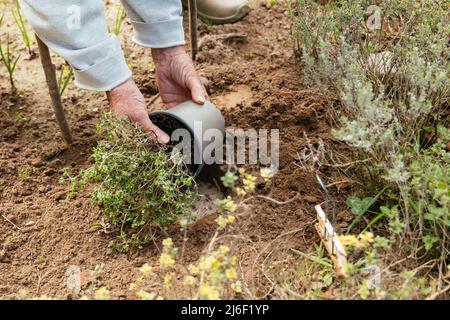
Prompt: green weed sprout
<box><xmin>57</xmin><ymin>63</ymin><xmax>74</xmax><ymax>96</ymax></box>
<box><xmin>77</xmin><ymin>113</ymin><xmax>196</xmax><ymax>252</ymax></box>
<box><xmin>0</xmin><ymin>33</ymin><xmax>20</xmax><ymax>92</ymax></box>
<box><xmin>113</xmin><ymin>3</ymin><xmax>126</xmax><ymax>36</ymax></box>
<box><xmin>11</xmin><ymin>0</ymin><xmax>34</xmax><ymax>59</ymax></box>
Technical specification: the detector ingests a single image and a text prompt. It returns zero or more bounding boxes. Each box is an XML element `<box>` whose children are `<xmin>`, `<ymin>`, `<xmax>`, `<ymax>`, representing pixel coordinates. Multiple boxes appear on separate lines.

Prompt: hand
<box><xmin>152</xmin><ymin>46</ymin><xmax>208</xmax><ymax>108</ymax></box>
<box><xmin>106</xmin><ymin>78</ymin><xmax>170</xmax><ymax>144</ymax></box>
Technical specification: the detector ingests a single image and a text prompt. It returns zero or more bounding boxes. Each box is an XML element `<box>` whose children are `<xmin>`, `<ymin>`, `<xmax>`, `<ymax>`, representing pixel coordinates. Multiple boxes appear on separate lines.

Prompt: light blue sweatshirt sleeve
<box><xmin>19</xmin><ymin>0</ymin><xmax>185</xmax><ymax>92</ymax></box>
<box><xmin>121</xmin><ymin>0</ymin><xmax>185</xmax><ymax>48</ymax></box>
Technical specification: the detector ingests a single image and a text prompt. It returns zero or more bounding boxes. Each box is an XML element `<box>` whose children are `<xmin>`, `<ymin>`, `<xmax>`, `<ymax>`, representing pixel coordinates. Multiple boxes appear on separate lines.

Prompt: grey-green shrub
<box><xmin>292</xmin><ymin>0</ymin><xmax>449</xmax><ymax>274</ymax></box>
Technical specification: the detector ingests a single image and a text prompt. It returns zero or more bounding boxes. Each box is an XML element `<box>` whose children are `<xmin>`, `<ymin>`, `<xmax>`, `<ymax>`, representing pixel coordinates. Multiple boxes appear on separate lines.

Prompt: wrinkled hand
<box><xmin>106</xmin><ymin>46</ymin><xmax>206</xmax><ymax>144</ymax></box>
<box><xmin>106</xmin><ymin>78</ymin><xmax>170</xmax><ymax>144</ymax></box>
<box><xmin>152</xmin><ymin>46</ymin><xmax>208</xmax><ymax>108</ymax></box>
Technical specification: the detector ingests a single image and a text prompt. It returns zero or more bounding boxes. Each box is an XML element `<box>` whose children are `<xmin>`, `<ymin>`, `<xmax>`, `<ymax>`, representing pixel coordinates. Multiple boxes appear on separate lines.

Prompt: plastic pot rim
<box><xmin>149</xmin><ymin>110</ymin><xmax>204</xmax><ymax>176</ymax></box>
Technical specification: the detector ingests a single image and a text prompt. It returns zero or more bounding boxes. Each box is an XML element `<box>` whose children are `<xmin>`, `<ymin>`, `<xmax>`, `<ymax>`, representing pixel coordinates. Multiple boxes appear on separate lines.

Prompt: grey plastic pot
<box><xmin>149</xmin><ymin>100</ymin><xmax>225</xmax><ymax>176</ymax></box>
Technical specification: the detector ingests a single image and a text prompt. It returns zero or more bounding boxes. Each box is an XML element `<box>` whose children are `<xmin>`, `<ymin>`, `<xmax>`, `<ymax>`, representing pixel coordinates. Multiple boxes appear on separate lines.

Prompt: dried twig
<box><xmin>2</xmin><ymin>214</ymin><xmax>22</xmax><ymax>232</ymax></box>
<box><xmin>426</xmin><ymin>284</ymin><xmax>450</xmax><ymax>300</ymax></box>
<box><xmin>36</xmin><ymin>269</ymin><xmax>51</xmax><ymax>296</ymax></box>
<box><xmin>148</xmin><ymin>93</ymin><xmax>160</xmax><ymax>106</ymax></box>
<box><xmin>243</xmin><ymin>193</ymin><xmax>300</xmax><ymax>205</ymax></box>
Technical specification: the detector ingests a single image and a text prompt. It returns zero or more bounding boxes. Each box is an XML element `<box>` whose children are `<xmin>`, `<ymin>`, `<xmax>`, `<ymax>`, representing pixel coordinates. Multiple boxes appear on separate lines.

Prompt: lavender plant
<box><xmin>293</xmin><ymin>0</ymin><xmax>449</xmax><ymax>288</ymax></box>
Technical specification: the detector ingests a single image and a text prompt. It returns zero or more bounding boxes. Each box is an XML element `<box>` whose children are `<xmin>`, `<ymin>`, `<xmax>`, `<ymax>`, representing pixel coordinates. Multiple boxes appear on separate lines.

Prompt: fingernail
<box><xmin>198</xmin><ymin>95</ymin><xmax>206</xmax><ymax>103</ymax></box>
<box><xmin>159</xmin><ymin>134</ymin><xmax>170</xmax><ymax>144</ymax></box>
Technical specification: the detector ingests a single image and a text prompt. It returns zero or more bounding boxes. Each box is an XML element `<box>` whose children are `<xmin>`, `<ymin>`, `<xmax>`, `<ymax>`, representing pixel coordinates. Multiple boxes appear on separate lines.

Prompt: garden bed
<box><xmin>0</xmin><ymin>1</ymin><xmax>348</xmax><ymax>299</ymax></box>
<box><xmin>3</xmin><ymin>0</ymin><xmax>446</xmax><ymax>300</ymax></box>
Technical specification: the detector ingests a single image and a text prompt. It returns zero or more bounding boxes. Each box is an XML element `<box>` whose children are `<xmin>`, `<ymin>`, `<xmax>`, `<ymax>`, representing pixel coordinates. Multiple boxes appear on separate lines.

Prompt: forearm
<box><xmin>20</xmin><ymin>0</ymin><xmax>132</xmax><ymax>91</ymax></box>
<box><xmin>20</xmin><ymin>0</ymin><xmax>186</xmax><ymax>92</ymax></box>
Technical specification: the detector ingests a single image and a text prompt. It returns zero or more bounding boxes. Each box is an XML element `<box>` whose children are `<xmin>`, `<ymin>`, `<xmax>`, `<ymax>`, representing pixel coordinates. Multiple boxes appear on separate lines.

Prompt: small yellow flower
<box><xmin>238</xmin><ymin>168</ymin><xmax>246</xmax><ymax>176</ymax></box>
<box><xmin>200</xmin><ymin>256</ymin><xmax>219</xmax><ymax>271</ymax></box>
<box><xmin>338</xmin><ymin>235</ymin><xmax>360</xmax><ymax>247</ymax></box>
<box><xmin>159</xmin><ymin>253</ymin><xmax>175</xmax><ymax>269</ymax></box>
<box><xmin>179</xmin><ymin>217</ymin><xmax>188</xmax><ymax>228</ymax></box>
<box><xmin>375</xmin><ymin>288</ymin><xmax>386</xmax><ymax>300</ymax></box>
<box><xmin>218</xmin><ymin>196</ymin><xmax>238</xmax><ymax>212</ymax></box>
<box><xmin>235</xmin><ymin>187</ymin><xmax>247</xmax><ymax>197</ymax></box>
<box><xmin>162</xmin><ymin>238</ymin><xmax>173</xmax><ymax>248</ymax></box>
<box><xmin>199</xmin><ymin>284</ymin><xmax>220</xmax><ymax>300</ymax></box>
<box><xmin>260</xmin><ymin>167</ymin><xmax>275</xmax><ymax>182</ymax></box>
<box><xmin>243</xmin><ymin>174</ymin><xmax>257</xmax><ymax>192</ymax></box>
<box><xmin>139</xmin><ymin>263</ymin><xmax>153</xmax><ymax>276</ymax></box>
<box><xmin>209</xmin><ymin>270</ymin><xmax>223</xmax><ymax>283</ymax></box>
<box><xmin>231</xmin><ymin>281</ymin><xmax>242</xmax><ymax>293</ymax></box>
<box><xmin>227</xmin><ymin>215</ymin><xmax>236</xmax><ymax>224</ymax></box>
<box><xmin>188</xmin><ymin>264</ymin><xmax>199</xmax><ymax>275</ymax></box>
<box><xmin>95</xmin><ymin>287</ymin><xmax>110</xmax><ymax>300</ymax></box>
<box><xmin>338</xmin><ymin>235</ymin><xmax>347</xmax><ymax>244</ymax></box>
<box><xmin>359</xmin><ymin>232</ymin><xmax>374</xmax><ymax>244</ymax></box>
<box><xmin>137</xmin><ymin>290</ymin><xmax>156</xmax><ymax>300</ymax></box>
<box><xmin>225</xmin><ymin>268</ymin><xmax>238</xmax><ymax>280</ymax></box>
<box><xmin>355</xmin><ymin>240</ymin><xmax>367</xmax><ymax>249</ymax></box>
<box><xmin>183</xmin><ymin>275</ymin><xmax>197</xmax><ymax>286</ymax></box>
<box><xmin>230</xmin><ymin>256</ymin><xmax>238</xmax><ymax>266</ymax></box>
<box><xmin>358</xmin><ymin>281</ymin><xmax>370</xmax><ymax>299</ymax></box>
<box><xmin>218</xmin><ymin>245</ymin><xmax>230</xmax><ymax>255</ymax></box>
<box><xmin>212</xmin><ymin>259</ymin><xmax>221</xmax><ymax>271</ymax></box>
<box><xmin>215</xmin><ymin>215</ymin><xmax>228</xmax><ymax>229</ymax></box>
<box><xmin>199</xmin><ymin>284</ymin><xmax>210</xmax><ymax>298</ymax></box>
<box><xmin>164</xmin><ymin>274</ymin><xmax>173</xmax><ymax>288</ymax></box>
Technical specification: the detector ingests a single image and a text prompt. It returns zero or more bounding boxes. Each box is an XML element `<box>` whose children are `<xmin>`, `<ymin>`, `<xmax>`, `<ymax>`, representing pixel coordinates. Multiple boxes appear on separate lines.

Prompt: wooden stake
<box><xmin>188</xmin><ymin>0</ymin><xmax>198</xmax><ymax>61</ymax></box>
<box><xmin>36</xmin><ymin>35</ymin><xmax>73</xmax><ymax>145</ymax></box>
<box><xmin>315</xmin><ymin>205</ymin><xmax>348</xmax><ymax>277</ymax></box>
